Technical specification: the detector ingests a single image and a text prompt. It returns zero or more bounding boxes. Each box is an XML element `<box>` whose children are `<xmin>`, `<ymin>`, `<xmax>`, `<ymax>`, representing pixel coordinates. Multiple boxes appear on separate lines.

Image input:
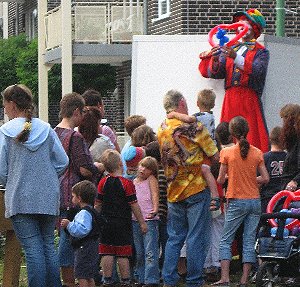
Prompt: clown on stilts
<box><xmin>199</xmin><ymin>9</ymin><xmax>270</xmax><ymax>152</ymax></box>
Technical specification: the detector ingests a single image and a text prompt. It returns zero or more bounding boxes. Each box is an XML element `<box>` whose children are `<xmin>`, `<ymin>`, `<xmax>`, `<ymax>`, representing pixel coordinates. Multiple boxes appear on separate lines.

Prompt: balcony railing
<box><xmin>45</xmin><ymin>2</ymin><xmax>143</xmax><ymax>50</ymax></box>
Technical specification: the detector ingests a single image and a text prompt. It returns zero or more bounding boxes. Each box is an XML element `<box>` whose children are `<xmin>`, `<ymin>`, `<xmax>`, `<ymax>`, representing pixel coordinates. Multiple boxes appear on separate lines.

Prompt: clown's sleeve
<box><xmin>198</xmin><ymin>51</ymin><xmax>227</xmax><ymax>79</ymax></box>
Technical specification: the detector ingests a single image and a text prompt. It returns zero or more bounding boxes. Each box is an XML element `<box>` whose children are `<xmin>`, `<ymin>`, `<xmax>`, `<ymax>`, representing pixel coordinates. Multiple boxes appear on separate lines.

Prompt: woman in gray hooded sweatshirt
<box><xmin>0</xmin><ymin>84</ymin><xmax>69</xmax><ymax>287</ymax></box>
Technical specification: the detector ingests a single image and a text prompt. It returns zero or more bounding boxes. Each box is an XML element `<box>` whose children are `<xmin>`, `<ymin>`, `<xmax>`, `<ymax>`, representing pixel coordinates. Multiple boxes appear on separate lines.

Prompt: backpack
<box><xmin>71</xmin><ymin>205</ymin><xmax>107</xmax><ymax>249</ymax></box>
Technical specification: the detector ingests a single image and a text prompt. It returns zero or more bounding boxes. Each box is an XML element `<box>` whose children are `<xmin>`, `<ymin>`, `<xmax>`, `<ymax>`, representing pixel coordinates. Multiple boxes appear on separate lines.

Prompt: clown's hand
<box><xmin>199</xmin><ymin>50</ymin><xmax>212</xmax><ymax>59</ymax></box>
<box><xmin>199</xmin><ymin>46</ymin><xmax>220</xmax><ymax>59</ymax></box>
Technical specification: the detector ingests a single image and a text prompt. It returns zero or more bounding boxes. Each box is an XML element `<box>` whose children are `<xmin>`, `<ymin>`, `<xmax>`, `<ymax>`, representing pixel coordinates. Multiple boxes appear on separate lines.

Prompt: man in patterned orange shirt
<box><xmin>157</xmin><ymin>90</ymin><xmax>219</xmax><ymax>287</ymax></box>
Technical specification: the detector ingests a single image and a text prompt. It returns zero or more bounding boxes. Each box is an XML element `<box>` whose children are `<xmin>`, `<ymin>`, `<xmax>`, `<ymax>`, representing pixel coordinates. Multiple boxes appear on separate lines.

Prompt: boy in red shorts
<box><xmin>95</xmin><ymin>149</ymin><xmax>147</xmax><ymax>287</ymax></box>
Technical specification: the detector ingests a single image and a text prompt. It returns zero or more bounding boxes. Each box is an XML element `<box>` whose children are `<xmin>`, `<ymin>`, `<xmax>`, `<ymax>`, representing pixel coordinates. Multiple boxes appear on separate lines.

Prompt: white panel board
<box><xmin>131</xmin><ymin>35</ymin><xmax>226</xmax><ymax>132</ymax></box>
<box><xmin>263</xmin><ymin>36</ymin><xmax>300</xmax><ymax>130</ymax></box>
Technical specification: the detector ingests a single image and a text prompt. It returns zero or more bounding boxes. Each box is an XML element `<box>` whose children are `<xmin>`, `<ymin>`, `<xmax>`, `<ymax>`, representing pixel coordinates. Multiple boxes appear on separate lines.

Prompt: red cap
<box><xmin>124</xmin><ymin>146</ymin><xmax>145</xmax><ymax>167</ymax></box>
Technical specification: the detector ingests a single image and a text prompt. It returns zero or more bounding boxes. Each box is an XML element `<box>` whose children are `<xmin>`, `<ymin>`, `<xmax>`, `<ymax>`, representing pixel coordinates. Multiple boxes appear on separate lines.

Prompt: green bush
<box><xmin>16</xmin><ymin>38</ymin><xmax>38</xmax><ymax>101</ymax></box>
<box><xmin>0</xmin><ymin>34</ymin><xmax>116</xmax><ymax>105</ymax></box>
<box><xmin>0</xmin><ymin>34</ymin><xmax>28</xmax><ymax>93</ymax></box>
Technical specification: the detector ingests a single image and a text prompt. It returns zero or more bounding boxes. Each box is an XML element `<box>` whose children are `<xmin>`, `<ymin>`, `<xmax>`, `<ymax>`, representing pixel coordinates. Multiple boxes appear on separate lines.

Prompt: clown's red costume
<box><xmin>199</xmin><ymin>9</ymin><xmax>269</xmax><ymax>152</ymax></box>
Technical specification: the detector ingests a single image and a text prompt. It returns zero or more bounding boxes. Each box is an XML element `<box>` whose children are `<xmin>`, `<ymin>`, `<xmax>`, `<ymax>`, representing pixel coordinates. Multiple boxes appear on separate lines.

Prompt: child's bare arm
<box><xmin>146</xmin><ymin>175</ymin><xmax>159</xmax><ymax>219</ymax></box>
<box><xmin>217</xmin><ymin>163</ymin><xmax>228</xmax><ymax>185</ymax></box>
<box><xmin>131</xmin><ymin>202</ymin><xmax>148</xmax><ymax>234</ymax></box>
<box><xmin>257</xmin><ymin>161</ymin><xmax>270</xmax><ymax>185</ymax></box>
<box><xmin>167</xmin><ymin>111</ymin><xmax>196</xmax><ymax>123</ymax></box>
<box><xmin>201</xmin><ymin>164</ymin><xmax>219</xmax><ymax>199</ymax></box>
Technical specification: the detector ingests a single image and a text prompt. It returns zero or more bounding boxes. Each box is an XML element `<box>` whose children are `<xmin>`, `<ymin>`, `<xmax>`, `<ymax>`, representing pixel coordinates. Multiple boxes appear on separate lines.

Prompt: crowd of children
<box><xmin>2</xmin><ymin>84</ymin><xmax>300</xmax><ymax>287</ymax></box>
<box><xmin>57</xmin><ymin>87</ymin><xmax>298</xmax><ymax>287</ymax></box>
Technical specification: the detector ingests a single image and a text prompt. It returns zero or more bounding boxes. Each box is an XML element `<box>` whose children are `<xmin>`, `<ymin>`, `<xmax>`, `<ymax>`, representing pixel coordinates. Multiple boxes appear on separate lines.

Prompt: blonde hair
<box><xmin>100</xmin><ymin>149</ymin><xmax>122</xmax><ymax>173</ymax></box>
<box><xmin>138</xmin><ymin>156</ymin><xmax>159</xmax><ymax>178</ymax></box>
<box><xmin>197</xmin><ymin>89</ymin><xmax>216</xmax><ymax>111</ymax></box>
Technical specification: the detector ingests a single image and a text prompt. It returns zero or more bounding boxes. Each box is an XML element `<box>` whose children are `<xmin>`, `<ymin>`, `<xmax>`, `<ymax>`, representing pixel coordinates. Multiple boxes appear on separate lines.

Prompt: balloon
<box><xmin>267</xmin><ymin>189</ymin><xmax>300</xmax><ymax>230</ymax></box>
<box><xmin>270</xmin><ymin>227</ymin><xmax>289</xmax><ymax>238</ymax></box>
<box><xmin>291</xmin><ymin>226</ymin><xmax>300</xmax><ymax>236</ymax></box>
<box><xmin>291</xmin><ymin>208</ymin><xmax>300</xmax><ymax>214</ymax></box>
<box><xmin>208</xmin><ymin>22</ymin><xmax>249</xmax><ymax>47</ymax></box>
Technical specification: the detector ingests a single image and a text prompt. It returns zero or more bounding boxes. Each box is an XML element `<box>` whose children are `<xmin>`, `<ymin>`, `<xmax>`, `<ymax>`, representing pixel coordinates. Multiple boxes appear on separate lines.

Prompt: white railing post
<box><xmin>61</xmin><ymin>0</ymin><xmax>73</xmax><ymax>96</ymax></box>
<box><xmin>38</xmin><ymin>0</ymin><xmax>49</xmax><ymax>122</ymax></box>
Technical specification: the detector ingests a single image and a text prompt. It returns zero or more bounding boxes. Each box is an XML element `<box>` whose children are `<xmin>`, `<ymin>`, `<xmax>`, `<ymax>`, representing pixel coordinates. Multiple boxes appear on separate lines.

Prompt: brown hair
<box><xmin>197</xmin><ymin>89</ymin><xmax>216</xmax><ymax>111</ymax></box>
<box><xmin>131</xmin><ymin>124</ymin><xmax>157</xmax><ymax>147</ymax></box>
<box><xmin>138</xmin><ymin>156</ymin><xmax>159</xmax><ymax>178</ymax></box>
<box><xmin>59</xmin><ymin>92</ymin><xmax>84</xmax><ymax>119</ymax></box>
<box><xmin>215</xmin><ymin>122</ymin><xmax>233</xmax><ymax>147</ymax></box>
<box><xmin>78</xmin><ymin>107</ymin><xmax>102</xmax><ymax>146</ymax></box>
<box><xmin>269</xmin><ymin>126</ymin><xmax>283</xmax><ymax>149</ymax></box>
<box><xmin>82</xmin><ymin>89</ymin><xmax>102</xmax><ymax>106</ymax></box>
<box><xmin>72</xmin><ymin>180</ymin><xmax>97</xmax><ymax>206</ymax></box>
<box><xmin>124</xmin><ymin>115</ymin><xmax>146</xmax><ymax>136</ymax></box>
<box><xmin>280</xmin><ymin>104</ymin><xmax>300</xmax><ymax>151</ymax></box>
<box><xmin>229</xmin><ymin>116</ymin><xmax>250</xmax><ymax>159</ymax></box>
<box><xmin>2</xmin><ymin>84</ymin><xmax>34</xmax><ymax>143</ymax></box>
<box><xmin>144</xmin><ymin>141</ymin><xmax>161</xmax><ymax>162</ymax></box>
<box><xmin>100</xmin><ymin>149</ymin><xmax>121</xmax><ymax>173</ymax></box>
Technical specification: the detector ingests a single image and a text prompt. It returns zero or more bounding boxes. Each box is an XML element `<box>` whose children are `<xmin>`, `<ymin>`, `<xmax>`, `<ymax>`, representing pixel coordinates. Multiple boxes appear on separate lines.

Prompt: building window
<box><xmin>158</xmin><ymin>0</ymin><xmax>170</xmax><ymax>19</ymax></box>
<box><xmin>25</xmin><ymin>8</ymin><xmax>37</xmax><ymax>40</ymax></box>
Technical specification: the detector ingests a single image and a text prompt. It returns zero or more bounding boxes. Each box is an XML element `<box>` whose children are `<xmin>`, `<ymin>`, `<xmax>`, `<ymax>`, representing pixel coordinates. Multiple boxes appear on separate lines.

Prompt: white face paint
<box><xmin>237</xmin><ymin>20</ymin><xmax>253</xmax><ymax>39</ymax></box>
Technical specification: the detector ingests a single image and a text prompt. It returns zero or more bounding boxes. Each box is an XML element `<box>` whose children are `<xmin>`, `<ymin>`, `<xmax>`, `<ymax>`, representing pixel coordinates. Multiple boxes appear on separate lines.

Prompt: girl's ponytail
<box><xmin>239</xmin><ymin>135</ymin><xmax>250</xmax><ymax>159</ymax></box>
<box><xmin>15</xmin><ymin>106</ymin><xmax>33</xmax><ymax>143</ymax></box>
<box><xmin>229</xmin><ymin>116</ymin><xmax>250</xmax><ymax>159</ymax></box>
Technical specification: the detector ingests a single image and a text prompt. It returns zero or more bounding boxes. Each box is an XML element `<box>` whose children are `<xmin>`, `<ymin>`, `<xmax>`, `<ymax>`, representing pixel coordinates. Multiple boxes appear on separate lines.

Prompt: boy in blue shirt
<box><xmin>61</xmin><ymin>180</ymin><xmax>100</xmax><ymax>287</ymax></box>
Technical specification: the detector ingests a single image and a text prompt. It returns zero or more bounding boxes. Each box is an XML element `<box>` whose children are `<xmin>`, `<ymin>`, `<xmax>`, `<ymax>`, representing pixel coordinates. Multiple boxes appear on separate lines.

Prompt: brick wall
<box><xmin>114</xmin><ymin>60</ymin><xmax>132</xmax><ymax>131</ymax></box>
<box><xmin>148</xmin><ymin>0</ymin><xmax>184</xmax><ymax>34</ymax></box>
<box><xmin>47</xmin><ymin>97</ymin><xmax>122</xmax><ymax>130</ymax></box>
<box><xmin>102</xmin><ymin>90</ymin><xmax>122</xmax><ymax>132</ymax></box>
<box><xmin>48</xmin><ymin>102</ymin><xmax>60</xmax><ymax>128</ymax></box>
<box><xmin>148</xmin><ymin>0</ymin><xmax>300</xmax><ymax>38</ymax></box>
<box><xmin>48</xmin><ymin>0</ymin><xmax>61</xmax><ymax>11</ymax></box>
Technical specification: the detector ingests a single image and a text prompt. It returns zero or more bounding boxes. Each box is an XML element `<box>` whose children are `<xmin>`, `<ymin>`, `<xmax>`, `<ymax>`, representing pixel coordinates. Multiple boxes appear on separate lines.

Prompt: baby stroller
<box><xmin>255</xmin><ymin>190</ymin><xmax>300</xmax><ymax>286</ymax></box>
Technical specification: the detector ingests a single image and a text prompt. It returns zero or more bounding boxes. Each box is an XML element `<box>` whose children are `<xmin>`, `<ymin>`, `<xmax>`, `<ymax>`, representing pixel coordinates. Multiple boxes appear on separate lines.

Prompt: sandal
<box><xmin>210</xmin><ymin>197</ymin><xmax>221</xmax><ymax>211</ymax></box>
<box><xmin>211</xmin><ymin>281</ymin><xmax>230</xmax><ymax>286</ymax></box>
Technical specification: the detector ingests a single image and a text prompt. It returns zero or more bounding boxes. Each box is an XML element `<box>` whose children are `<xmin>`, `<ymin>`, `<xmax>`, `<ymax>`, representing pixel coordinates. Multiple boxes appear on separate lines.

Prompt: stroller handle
<box><xmin>261</xmin><ymin>212</ymin><xmax>300</xmax><ymax>220</ymax></box>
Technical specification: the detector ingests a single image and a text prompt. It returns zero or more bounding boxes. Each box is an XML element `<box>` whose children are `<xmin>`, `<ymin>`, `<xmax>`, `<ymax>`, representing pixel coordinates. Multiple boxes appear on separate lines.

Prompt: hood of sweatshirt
<box><xmin>0</xmin><ymin>117</ymin><xmax>51</xmax><ymax>151</ymax></box>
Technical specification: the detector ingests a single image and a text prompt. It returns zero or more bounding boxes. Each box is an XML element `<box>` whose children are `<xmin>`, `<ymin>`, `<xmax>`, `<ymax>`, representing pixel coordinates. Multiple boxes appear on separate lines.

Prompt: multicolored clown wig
<box><xmin>233</xmin><ymin>9</ymin><xmax>266</xmax><ymax>39</ymax></box>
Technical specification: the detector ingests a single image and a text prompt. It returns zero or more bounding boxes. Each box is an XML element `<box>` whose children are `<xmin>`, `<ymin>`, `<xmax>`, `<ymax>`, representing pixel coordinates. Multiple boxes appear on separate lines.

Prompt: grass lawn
<box><xmin>0</xmin><ymin>262</ymin><xmax>28</xmax><ymax>287</ymax></box>
<box><xmin>0</xmin><ymin>255</ymin><xmax>256</xmax><ymax>287</ymax></box>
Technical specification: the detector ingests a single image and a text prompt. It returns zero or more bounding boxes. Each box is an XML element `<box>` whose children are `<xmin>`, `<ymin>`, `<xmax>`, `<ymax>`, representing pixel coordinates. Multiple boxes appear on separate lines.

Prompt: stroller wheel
<box><xmin>256</xmin><ymin>262</ymin><xmax>279</xmax><ymax>287</ymax></box>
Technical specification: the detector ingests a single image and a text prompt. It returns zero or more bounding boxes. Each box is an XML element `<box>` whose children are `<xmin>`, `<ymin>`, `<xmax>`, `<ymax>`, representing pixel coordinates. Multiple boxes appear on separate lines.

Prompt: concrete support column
<box><xmin>2</xmin><ymin>2</ymin><xmax>8</xmax><ymax>39</ymax></box>
<box><xmin>38</xmin><ymin>0</ymin><xmax>49</xmax><ymax>122</ymax></box>
<box><xmin>61</xmin><ymin>0</ymin><xmax>73</xmax><ymax>96</ymax></box>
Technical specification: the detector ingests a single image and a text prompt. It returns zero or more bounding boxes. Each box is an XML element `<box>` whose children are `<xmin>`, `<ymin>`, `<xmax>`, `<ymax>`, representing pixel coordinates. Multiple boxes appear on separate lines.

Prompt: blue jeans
<box><xmin>58</xmin><ymin>211</ymin><xmax>74</xmax><ymax>267</ymax></box>
<box><xmin>219</xmin><ymin>199</ymin><xmax>261</xmax><ymax>263</ymax></box>
<box><xmin>132</xmin><ymin>220</ymin><xmax>160</xmax><ymax>284</ymax></box>
<box><xmin>162</xmin><ymin>189</ymin><xmax>211</xmax><ymax>287</ymax></box>
<box><xmin>11</xmin><ymin>214</ymin><xmax>62</xmax><ymax>287</ymax></box>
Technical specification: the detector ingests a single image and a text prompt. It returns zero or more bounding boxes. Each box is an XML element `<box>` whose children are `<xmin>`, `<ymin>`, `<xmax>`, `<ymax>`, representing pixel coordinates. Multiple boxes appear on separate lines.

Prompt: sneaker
<box><xmin>249</xmin><ymin>272</ymin><xmax>256</xmax><ymax>284</ymax></box>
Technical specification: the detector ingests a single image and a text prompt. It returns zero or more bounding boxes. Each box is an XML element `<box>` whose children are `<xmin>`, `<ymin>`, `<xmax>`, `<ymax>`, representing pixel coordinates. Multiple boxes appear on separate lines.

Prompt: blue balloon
<box><xmin>270</xmin><ymin>227</ymin><xmax>277</xmax><ymax>237</ymax></box>
<box><xmin>270</xmin><ymin>227</ymin><xmax>289</xmax><ymax>237</ymax></box>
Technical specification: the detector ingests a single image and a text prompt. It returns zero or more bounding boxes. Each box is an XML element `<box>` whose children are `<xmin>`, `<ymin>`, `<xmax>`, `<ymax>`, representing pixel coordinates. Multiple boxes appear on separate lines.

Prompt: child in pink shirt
<box><xmin>132</xmin><ymin>156</ymin><xmax>160</xmax><ymax>286</ymax></box>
